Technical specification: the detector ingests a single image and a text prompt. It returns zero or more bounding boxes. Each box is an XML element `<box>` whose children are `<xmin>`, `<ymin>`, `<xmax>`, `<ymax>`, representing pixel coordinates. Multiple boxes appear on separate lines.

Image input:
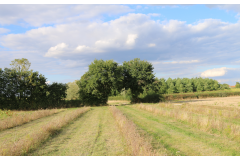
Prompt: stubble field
<box><xmin>1</xmin><ymin>96</ymin><xmax>240</xmax><ymax>156</ymax></box>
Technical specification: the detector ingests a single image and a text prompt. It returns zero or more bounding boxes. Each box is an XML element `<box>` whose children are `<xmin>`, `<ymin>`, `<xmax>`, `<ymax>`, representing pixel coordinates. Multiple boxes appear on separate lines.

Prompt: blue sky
<box><xmin>1</xmin><ymin>3</ymin><xmax>240</xmax><ymax>85</ymax></box>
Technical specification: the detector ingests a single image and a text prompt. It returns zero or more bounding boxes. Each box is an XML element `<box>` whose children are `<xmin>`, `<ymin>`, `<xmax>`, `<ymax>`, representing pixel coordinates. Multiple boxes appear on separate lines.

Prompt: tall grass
<box><xmin>0</xmin><ymin>109</ymin><xmax>64</xmax><ymax>131</ymax></box>
<box><xmin>154</xmin><ymin>103</ymin><xmax>240</xmax><ymax>120</ymax></box>
<box><xmin>0</xmin><ymin>107</ymin><xmax>90</xmax><ymax>156</ymax></box>
<box><xmin>164</xmin><ymin>90</ymin><xmax>240</xmax><ymax>100</ymax></box>
<box><xmin>110</xmin><ymin>106</ymin><xmax>157</xmax><ymax>156</ymax></box>
<box><xmin>133</xmin><ymin>104</ymin><xmax>240</xmax><ymax>141</ymax></box>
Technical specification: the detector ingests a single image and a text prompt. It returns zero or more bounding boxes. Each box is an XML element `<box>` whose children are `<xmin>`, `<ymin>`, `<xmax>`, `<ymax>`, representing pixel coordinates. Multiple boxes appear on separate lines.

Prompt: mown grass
<box><xmin>110</xmin><ymin>106</ymin><xmax>156</xmax><ymax>156</ymax></box>
<box><xmin>133</xmin><ymin>103</ymin><xmax>240</xmax><ymax>139</ymax></box>
<box><xmin>28</xmin><ymin>107</ymin><xmax>128</xmax><ymax>156</ymax></box>
<box><xmin>0</xmin><ymin>109</ymin><xmax>64</xmax><ymax>131</ymax></box>
<box><xmin>2</xmin><ymin>97</ymin><xmax>240</xmax><ymax>156</ymax></box>
<box><xmin>117</xmin><ymin>105</ymin><xmax>240</xmax><ymax>156</ymax></box>
<box><xmin>0</xmin><ymin>107</ymin><xmax>90</xmax><ymax>156</ymax></box>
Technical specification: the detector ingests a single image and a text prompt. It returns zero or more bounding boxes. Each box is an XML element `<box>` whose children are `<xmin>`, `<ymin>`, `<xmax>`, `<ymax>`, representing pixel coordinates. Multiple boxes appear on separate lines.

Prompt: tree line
<box><xmin>153</xmin><ymin>77</ymin><xmax>229</xmax><ymax>94</ymax></box>
<box><xmin>1</xmin><ymin>58</ymin><xmax>233</xmax><ymax>109</ymax></box>
<box><xmin>0</xmin><ymin>58</ymin><xmax>68</xmax><ymax>110</ymax></box>
<box><xmin>75</xmin><ymin>58</ymin><xmax>232</xmax><ymax>105</ymax></box>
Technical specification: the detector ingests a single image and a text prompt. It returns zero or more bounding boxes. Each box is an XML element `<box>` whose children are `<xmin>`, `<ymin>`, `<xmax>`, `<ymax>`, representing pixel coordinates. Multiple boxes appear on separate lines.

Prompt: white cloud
<box><xmin>75</xmin><ymin>45</ymin><xmax>91</xmax><ymax>53</ymax></box>
<box><xmin>126</xmin><ymin>34</ymin><xmax>138</xmax><ymax>46</ymax></box>
<box><xmin>0</xmin><ymin>28</ymin><xmax>10</xmax><ymax>34</ymax></box>
<box><xmin>152</xmin><ymin>60</ymin><xmax>199</xmax><ymax>65</ymax></box>
<box><xmin>206</xmin><ymin>4</ymin><xmax>240</xmax><ymax>14</ymax></box>
<box><xmin>201</xmin><ymin>67</ymin><xmax>227</xmax><ymax>78</ymax></box>
<box><xmin>45</xmin><ymin>81</ymin><xmax>50</xmax><ymax>84</ymax></box>
<box><xmin>45</xmin><ymin>43</ymin><xmax>68</xmax><ymax>58</ymax></box>
<box><xmin>94</xmin><ymin>39</ymin><xmax>120</xmax><ymax>49</ymax></box>
<box><xmin>148</xmin><ymin>43</ymin><xmax>156</xmax><ymax>47</ymax></box>
<box><xmin>0</xmin><ymin>4</ymin><xmax>132</xmax><ymax>26</ymax></box>
<box><xmin>1</xmin><ymin>13</ymin><xmax>240</xmax><ymax>84</ymax></box>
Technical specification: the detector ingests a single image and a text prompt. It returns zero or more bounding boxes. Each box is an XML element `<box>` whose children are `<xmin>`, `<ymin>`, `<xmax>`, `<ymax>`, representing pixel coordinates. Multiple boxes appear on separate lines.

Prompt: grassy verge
<box><xmin>117</xmin><ymin>105</ymin><xmax>240</xmax><ymax>156</ymax></box>
<box><xmin>0</xmin><ymin>107</ymin><xmax>90</xmax><ymax>156</ymax></box>
<box><xmin>110</xmin><ymin>106</ymin><xmax>156</xmax><ymax>156</ymax></box>
<box><xmin>0</xmin><ymin>109</ymin><xmax>64</xmax><ymax>131</ymax></box>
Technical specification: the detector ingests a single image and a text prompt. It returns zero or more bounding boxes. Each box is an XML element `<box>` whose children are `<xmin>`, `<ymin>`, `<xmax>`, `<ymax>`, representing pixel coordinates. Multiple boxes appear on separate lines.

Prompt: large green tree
<box><xmin>77</xmin><ymin>59</ymin><xmax>123</xmax><ymax>105</ymax></box>
<box><xmin>122</xmin><ymin>58</ymin><xmax>155</xmax><ymax>103</ymax></box>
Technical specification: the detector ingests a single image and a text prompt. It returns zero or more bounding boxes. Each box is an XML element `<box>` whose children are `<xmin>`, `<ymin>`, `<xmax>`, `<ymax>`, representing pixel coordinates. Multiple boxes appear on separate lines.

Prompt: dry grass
<box><xmin>0</xmin><ymin>107</ymin><xmax>90</xmax><ymax>156</ymax></box>
<box><xmin>157</xmin><ymin>102</ymin><xmax>240</xmax><ymax>120</ymax></box>
<box><xmin>134</xmin><ymin>104</ymin><xmax>240</xmax><ymax>140</ymax></box>
<box><xmin>110</xmin><ymin>106</ymin><xmax>157</xmax><ymax>156</ymax></box>
<box><xmin>0</xmin><ymin>109</ymin><xmax>65</xmax><ymax>131</ymax></box>
<box><xmin>178</xmin><ymin>96</ymin><xmax>240</xmax><ymax>108</ymax></box>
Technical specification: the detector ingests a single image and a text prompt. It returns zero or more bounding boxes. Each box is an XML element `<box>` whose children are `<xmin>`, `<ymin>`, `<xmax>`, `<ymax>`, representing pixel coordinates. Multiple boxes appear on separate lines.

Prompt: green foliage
<box><xmin>10</xmin><ymin>58</ymin><xmax>31</xmax><ymax>72</ymax></box>
<box><xmin>77</xmin><ymin>59</ymin><xmax>123</xmax><ymax>106</ymax></box>
<box><xmin>66</xmin><ymin>80</ymin><xmax>79</xmax><ymax>100</ymax></box>
<box><xmin>47</xmin><ymin>82</ymin><xmax>68</xmax><ymax>107</ymax></box>
<box><xmin>152</xmin><ymin>77</ymin><xmax>225</xmax><ymax>94</ymax></box>
<box><xmin>0</xmin><ymin>59</ymin><xmax>71</xmax><ymax>110</ymax></box>
<box><xmin>138</xmin><ymin>89</ymin><xmax>163</xmax><ymax>103</ymax></box>
<box><xmin>123</xmin><ymin>58</ymin><xmax>155</xmax><ymax>103</ymax></box>
<box><xmin>220</xmin><ymin>83</ymin><xmax>230</xmax><ymax>89</ymax></box>
<box><xmin>235</xmin><ymin>82</ymin><xmax>240</xmax><ymax>88</ymax></box>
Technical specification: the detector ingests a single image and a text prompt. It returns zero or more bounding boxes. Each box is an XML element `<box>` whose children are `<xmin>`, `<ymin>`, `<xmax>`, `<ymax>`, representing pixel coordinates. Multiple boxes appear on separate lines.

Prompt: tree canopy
<box><xmin>10</xmin><ymin>58</ymin><xmax>31</xmax><ymax>72</ymax></box>
<box><xmin>77</xmin><ymin>59</ymin><xmax>123</xmax><ymax>105</ymax></box>
<box><xmin>77</xmin><ymin>58</ymin><xmax>156</xmax><ymax>105</ymax></box>
<box><xmin>123</xmin><ymin>58</ymin><xmax>155</xmax><ymax>102</ymax></box>
<box><xmin>0</xmin><ymin>59</ymin><xmax>69</xmax><ymax>110</ymax></box>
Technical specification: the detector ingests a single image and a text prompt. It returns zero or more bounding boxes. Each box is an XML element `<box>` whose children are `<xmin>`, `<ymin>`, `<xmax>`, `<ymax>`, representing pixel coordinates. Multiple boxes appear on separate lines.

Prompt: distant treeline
<box><xmin>153</xmin><ymin>77</ymin><xmax>230</xmax><ymax>94</ymax></box>
<box><xmin>109</xmin><ymin>77</ymin><xmax>229</xmax><ymax>100</ymax></box>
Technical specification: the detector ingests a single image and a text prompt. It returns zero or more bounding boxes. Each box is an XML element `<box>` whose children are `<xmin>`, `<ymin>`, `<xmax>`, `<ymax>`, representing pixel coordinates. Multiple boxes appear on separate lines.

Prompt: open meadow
<box><xmin>1</xmin><ymin>96</ymin><xmax>240</xmax><ymax>156</ymax></box>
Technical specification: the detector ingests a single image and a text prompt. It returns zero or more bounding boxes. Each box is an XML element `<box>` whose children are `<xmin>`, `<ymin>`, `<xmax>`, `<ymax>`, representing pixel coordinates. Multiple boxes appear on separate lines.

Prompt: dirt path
<box><xmin>28</xmin><ymin>107</ymin><xmax>127</xmax><ymax>156</ymax></box>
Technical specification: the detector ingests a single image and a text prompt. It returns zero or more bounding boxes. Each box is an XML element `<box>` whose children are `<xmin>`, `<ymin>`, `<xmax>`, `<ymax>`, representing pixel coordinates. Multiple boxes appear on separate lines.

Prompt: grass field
<box><xmin>1</xmin><ymin>96</ymin><xmax>240</xmax><ymax>156</ymax></box>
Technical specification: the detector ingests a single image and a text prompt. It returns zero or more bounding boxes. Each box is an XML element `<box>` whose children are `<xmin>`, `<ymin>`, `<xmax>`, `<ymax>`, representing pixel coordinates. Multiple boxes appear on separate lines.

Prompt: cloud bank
<box><xmin>0</xmin><ymin>8</ymin><xmax>240</xmax><ymax>85</ymax></box>
<box><xmin>201</xmin><ymin>67</ymin><xmax>227</xmax><ymax>77</ymax></box>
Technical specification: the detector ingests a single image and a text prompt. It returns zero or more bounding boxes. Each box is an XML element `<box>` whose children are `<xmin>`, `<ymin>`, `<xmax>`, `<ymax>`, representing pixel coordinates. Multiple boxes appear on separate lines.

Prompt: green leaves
<box><xmin>10</xmin><ymin>58</ymin><xmax>31</xmax><ymax>72</ymax></box>
<box><xmin>122</xmin><ymin>58</ymin><xmax>155</xmax><ymax>102</ymax></box>
<box><xmin>1</xmin><ymin>60</ymin><xmax>68</xmax><ymax>110</ymax></box>
<box><xmin>78</xmin><ymin>58</ymin><xmax>156</xmax><ymax>105</ymax></box>
<box><xmin>78</xmin><ymin>59</ymin><xmax>123</xmax><ymax>106</ymax></box>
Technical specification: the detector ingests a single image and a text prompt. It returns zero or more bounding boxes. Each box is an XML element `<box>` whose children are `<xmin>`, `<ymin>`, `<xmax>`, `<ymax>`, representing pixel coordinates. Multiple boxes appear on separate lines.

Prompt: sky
<box><xmin>1</xmin><ymin>2</ymin><xmax>240</xmax><ymax>85</ymax></box>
